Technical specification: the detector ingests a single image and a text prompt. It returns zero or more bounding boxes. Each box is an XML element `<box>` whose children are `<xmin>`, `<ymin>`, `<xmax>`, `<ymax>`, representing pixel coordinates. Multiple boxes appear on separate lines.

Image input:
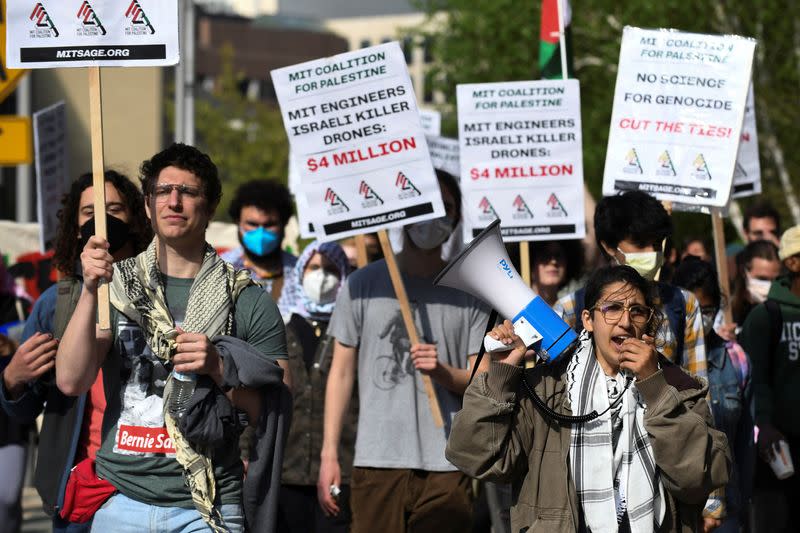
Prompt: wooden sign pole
<box><xmin>377</xmin><ymin>229</ymin><xmax>444</xmax><ymax>428</ymax></box>
<box><xmin>520</xmin><ymin>241</ymin><xmax>532</xmax><ymax>287</ymax></box>
<box><xmin>711</xmin><ymin>208</ymin><xmax>734</xmax><ymax>324</ymax></box>
<box><xmin>354</xmin><ymin>234</ymin><xmax>369</xmax><ymax>269</ymax></box>
<box><xmin>88</xmin><ymin>67</ymin><xmax>110</xmax><ymax>330</ymax></box>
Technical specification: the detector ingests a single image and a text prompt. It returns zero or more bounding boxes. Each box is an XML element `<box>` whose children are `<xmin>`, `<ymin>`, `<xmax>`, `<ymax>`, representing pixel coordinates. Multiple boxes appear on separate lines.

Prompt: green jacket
<box><xmin>445</xmin><ymin>361</ymin><xmax>730</xmax><ymax>533</ymax></box>
<box><xmin>739</xmin><ymin>275</ymin><xmax>800</xmax><ymax>435</ymax></box>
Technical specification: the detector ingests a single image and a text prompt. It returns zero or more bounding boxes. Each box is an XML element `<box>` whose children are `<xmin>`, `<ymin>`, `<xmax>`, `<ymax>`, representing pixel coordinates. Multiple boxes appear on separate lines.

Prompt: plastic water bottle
<box><xmin>168</xmin><ymin>371</ymin><xmax>197</xmax><ymax>417</ymax></box>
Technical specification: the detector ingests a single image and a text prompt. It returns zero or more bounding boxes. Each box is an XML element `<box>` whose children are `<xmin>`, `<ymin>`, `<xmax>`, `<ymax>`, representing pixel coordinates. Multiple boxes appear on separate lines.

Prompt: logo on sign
<box><xmin>478</xmin><ymin>196</ymin><xmax>497</xmax><ymax>222</ymax></box>
<box><xmin>29</xmin><ymin>3</ymin><xmax>60</xmax><ymax>37</ymax></box>
<box><xmin>358</xmin><ymin>180</ymin><xmax>384</xmax><ymax>208</ymax></box>
<box><xmin>395</xmin><ymin>171</ymin><xmax>421</xmax><ymax>199</ymax></box>
<box><xmin>656</xmin><ymin>150</ymin><xmax>676</xmax><ymax>177</ymax></box>
<box><xmin>511</xmin><ymin>195</ymin><xmax>533</xmax><ymax>220</ymax></box>
<box><xmin>546</xmin><ymin>193</ymin><xmax>567</xmax><ymax>218</ymax></box>
<box><xmin>324</xmin><ymin>188</ymin><xmax>350</xmax><ymax>214</ymax></box>
<box><xmin>125</xmin><ymin>0</ymin><xmax>156</xmax><ymax>35</ymax></box>
<box><xmin>623</xmin><ymin>148</ymin><xmax>643</xmax><ymax>174</ymax></box>
<box><xmin>692</xmin><ymin>154</ymin><xmax>712</xmax><ymax>180</ymax></box>
<box><xmin>76</xmin><ymin>1</ymin><xmax>107</xmax><ymax>36</ymax></box>
<box><xmin>496</xmin><ymin>259</ymin><xmax>514</xmax><ymax>279</ymax></box>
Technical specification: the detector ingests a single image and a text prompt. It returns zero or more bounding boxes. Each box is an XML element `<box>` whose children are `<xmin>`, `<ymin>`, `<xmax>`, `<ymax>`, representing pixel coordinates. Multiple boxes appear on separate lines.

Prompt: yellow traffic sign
<box><xmin>1</xmin><ymin>0</ymin><xmax>29</xmax><ymax>103</ymax></box>
<box><xmin>0</xmin><ymin>116</ymin><xmax>33</xmax><ymax>165</ymax></box>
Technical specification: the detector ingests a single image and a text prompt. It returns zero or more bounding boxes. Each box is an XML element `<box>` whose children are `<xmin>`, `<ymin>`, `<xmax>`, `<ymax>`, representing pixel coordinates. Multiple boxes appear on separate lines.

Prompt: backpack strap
<box><xmin>658</xmin><ymin>283</ymin><xmax>686</xmax><ymax>361</ymax></box>
<box><xmin>54</xmin><ymin>278</ymin><xmax>82</xmax><ymax>339</ymax></box>
<box><xmin>764</xmin><ymin>299</ymin><xmax>783</xmax><ymax>357</ymax></box>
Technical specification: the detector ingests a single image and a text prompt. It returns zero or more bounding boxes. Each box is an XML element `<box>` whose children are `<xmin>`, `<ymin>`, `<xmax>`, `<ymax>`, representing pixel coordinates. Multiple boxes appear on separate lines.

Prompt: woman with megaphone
<box><xmin>446</xmin><ymin>265</ymin><xmax>730</xmax><ymax>533</ymax></box>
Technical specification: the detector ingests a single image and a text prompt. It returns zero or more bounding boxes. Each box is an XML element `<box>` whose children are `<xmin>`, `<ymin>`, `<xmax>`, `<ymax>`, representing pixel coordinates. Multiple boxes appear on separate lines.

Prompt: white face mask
<box><xmin>701</xmin><ymin>309</ymin><xmax>717</xmax><ymax>337</ymax></box>
<box><xmin>407</xmin><ymin>217</ymin><xmax>453</xmax><ymax>250</ymax></box>
<box><xmin>302</xmin><ymin>269</ymin><xmax>340</xmax><ymax>305</ymax></box>
<box><xmin>617</xmin><ymin>248</ymin><xmax>664</xmax><ymax>280</ymax></box>
<box><xmin>746</xmin><ymin>274</ymin><xmax>771</xmax><ymax>304</ymax></box>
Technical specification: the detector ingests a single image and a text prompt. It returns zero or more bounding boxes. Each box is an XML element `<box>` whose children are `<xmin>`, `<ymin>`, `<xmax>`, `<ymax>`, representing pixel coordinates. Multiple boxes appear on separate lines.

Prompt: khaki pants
<box><xmin>350</xmin><ymin>467</ymin><xmax>472</xmax><ymax>533</ymax></box>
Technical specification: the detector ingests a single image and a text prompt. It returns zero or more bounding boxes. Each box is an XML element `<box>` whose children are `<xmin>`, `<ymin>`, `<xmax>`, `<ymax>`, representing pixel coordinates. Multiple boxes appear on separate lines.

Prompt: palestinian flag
<box><xmin>539</xmin><ymin>0</ymin><xmax>574</xmax><ymax>79</ymax></box>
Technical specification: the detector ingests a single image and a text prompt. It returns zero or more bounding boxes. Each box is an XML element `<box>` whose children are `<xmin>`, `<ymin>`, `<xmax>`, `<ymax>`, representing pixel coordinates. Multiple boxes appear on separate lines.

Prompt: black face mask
<box><xmin>79</xmin><ymin>213</ymin><xmax>132</xmax><ymax>255</ymax></box>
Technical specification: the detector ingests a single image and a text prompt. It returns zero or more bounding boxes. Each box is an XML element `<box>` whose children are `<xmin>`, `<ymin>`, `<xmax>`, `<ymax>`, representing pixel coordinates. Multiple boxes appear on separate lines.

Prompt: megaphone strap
<box><xmin>520</xmin><ymin>372</ymin><xmax>632</xmax><ymax>425</ymax></box>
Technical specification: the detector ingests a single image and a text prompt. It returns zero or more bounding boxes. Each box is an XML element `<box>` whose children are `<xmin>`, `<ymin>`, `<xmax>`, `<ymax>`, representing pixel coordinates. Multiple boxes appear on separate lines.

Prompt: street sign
<box><xmin>0</xmin><ymin>0</ymin><xmax>29</xmax><ymax>103</ymax></box>
<box><xmin>0</xmin><ymin>115</ymin><xmax>33</xmax><ymax>165</ymax></box>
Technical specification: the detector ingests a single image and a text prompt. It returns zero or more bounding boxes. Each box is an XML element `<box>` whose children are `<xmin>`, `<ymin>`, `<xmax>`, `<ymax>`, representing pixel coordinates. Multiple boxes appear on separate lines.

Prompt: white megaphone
<box><xmin>434</xmin><ymin>219</ymin><xmax>577</xmax><ymax>362</ymax></box>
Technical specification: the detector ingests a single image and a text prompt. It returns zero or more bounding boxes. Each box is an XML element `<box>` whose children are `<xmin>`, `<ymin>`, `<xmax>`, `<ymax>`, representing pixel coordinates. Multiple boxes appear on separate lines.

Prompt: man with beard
<box><xmin>222</xmin><ymin>180</ymin><xmax>295</xmax><ymax>386</ymax></box>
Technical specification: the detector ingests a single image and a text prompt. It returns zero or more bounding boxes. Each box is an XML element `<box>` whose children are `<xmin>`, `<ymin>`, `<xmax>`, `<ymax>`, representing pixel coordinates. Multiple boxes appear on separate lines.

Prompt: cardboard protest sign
<box><xmin>419</xmin><ymin>109</ymin><xmax>441</xmax><ymax>136</ymax></box>
<box><xmin>271</xmin><ymin>42</ymin><xmax>445</xmax><ymax>241</ymax></box>
<box><xmin>732</xmin><ymin>84</ymin><xmax>761</xmax><ymax>198</ymax></box>
<box><xmin>6</xmin><ymin>0</ymin><xmax>179</xmax><ymax>68</ymax></box>
<box><xmin>427</xmin><ymin>135</ymin><xmax>460</xmax><ymax>178</ymax></box>
<box><xmin>457</xmin><ymin>79</ymin><xmax>585</xmax><ymax>242</ymax></box>
<box><xmin>602</xmin><ymin>27</ymin><xmax>756</xmax><ymax>207</ymax></box>
<box><xmin>33</xmin><ymin>101</ymin><xmax>68</xmax><ymax>252</ymax></box>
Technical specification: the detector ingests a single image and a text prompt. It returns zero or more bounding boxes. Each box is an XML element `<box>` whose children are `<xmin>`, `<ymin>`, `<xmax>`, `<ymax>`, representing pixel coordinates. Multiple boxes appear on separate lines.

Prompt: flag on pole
<box><xmin>539</xmin><ymin>0</ymin><xmax>573</xmax><ymax>79</ymax></box>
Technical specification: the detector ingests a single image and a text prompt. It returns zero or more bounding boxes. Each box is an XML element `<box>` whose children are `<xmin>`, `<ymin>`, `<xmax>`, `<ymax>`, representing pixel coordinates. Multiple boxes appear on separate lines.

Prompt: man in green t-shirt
<box><xmin>56</xmin><ymin>144</ymin><xmax>287</xmax><ymax>532</ymax></box>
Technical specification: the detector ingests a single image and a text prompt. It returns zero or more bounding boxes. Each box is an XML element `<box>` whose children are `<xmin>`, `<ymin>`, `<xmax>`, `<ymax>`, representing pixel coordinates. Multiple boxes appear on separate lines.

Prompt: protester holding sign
<box><xmin>555</xmin><ymin>191</ymin><xmax>708</xmax><ymax>378</ymax></box>
<box><xmin>54</xmin><ymin>144</ymin><xmax>289</xmax><ymax>533</ymax></box>
<box><xmin>318</xmin><ymin>172</ymin><xmax>489</xmax><ymax>533</ymax></box>
<box><xmin>0</xmin><ymin>170</ymin><xmax>151</xmax><ymax>532</ymax></box>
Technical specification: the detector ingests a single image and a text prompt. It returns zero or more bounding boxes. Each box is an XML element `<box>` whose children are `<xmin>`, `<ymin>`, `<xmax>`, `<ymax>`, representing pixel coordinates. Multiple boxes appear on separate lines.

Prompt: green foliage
<box><xmin>183</xmin><ymin>44</ymin><xmax>289</xmax><ymax>222</ymax></box>
<box><xmin>408</xmin><ymin>0</ymin><xmax>800</xmax><ymax>243</ymax></box>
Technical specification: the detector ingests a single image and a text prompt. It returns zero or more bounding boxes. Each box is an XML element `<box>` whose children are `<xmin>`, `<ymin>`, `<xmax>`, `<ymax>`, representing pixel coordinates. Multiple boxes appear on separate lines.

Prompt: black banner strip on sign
<box><xmin>614</xmin><ymin>179</ymin><xmax>717</xmax><ymax>200</ymax></box>
<box><xmin>20</xmin><ymin>45</ymin><xmax>167</xmax><ymax>62</ymax></box>
<box><xmin>471</xmin><ymin>224</ymin><xmax>577</xmax><ymax>238</ymax></box>
<box><xmin>323</xmin><ymin>202</ymin><xmax>434</xmax><ymax>235</ymax></box>
<box><xmin>733</xmin><ymin>183</ymin><xmax>755</xmax><ymax>194</ymax></box>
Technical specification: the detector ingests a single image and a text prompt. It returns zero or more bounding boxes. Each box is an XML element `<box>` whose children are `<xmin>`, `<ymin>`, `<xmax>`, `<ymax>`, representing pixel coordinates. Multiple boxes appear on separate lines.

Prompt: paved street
<box><xmin>21</xmin><ymin>486</ymin><xmax>50</xmax><ymax>533</ymax></box>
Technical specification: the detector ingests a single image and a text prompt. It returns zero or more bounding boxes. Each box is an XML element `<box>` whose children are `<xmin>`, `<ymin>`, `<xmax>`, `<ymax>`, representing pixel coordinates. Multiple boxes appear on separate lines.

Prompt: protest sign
<box><xmin>5</xmin><ymin>0</ymin><xmax>179</xmax><ymax>68</ymax></box>
<box><xmin>419</xmin><ymin>109</ymin><xmax>441</xmax><ymax>136</ymax></box>
<box><xmin>457</xmin><ymin>79</ymin><xmax>585</xmax><ymax>242</ymax></box>
<box><xmin>602</xmin><ymin>27</ymin><xmax>756</xmax><ymax>207</ymax></box>
<box><xmin>287</xmin><ymin>151</ymin><xmax>317</xmax><ymax>238</ymax></box>
<box><xmin>33</xmin><ymin>101</ymin><xmax>68</xmax><ymax>252</ymax></box>
<box><xmin>271</xmin><ymin>41</ymin><xmax>445</xmax><ymax>241</ymax></box>
<box><xmin>732</xmin><ymin>84</ymin><xmax>761</xmax><ymax>198</ymax></box>
<box><xmin>427</xmin><ymin>135</ymin><xmax>460</xmax><ymax>178</ymax></box>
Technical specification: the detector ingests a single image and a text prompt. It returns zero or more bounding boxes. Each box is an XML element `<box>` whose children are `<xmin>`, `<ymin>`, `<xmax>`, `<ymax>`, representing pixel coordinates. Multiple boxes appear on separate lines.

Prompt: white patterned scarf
<box><xmin>567</xmin><ymin>332</ymin><xmax>665</xmax><ymax>533</ymax></box>
<box><xmin>110</xmin><ymin>239</ymin><xmax>253</xmax><ymax>532</ymax></box>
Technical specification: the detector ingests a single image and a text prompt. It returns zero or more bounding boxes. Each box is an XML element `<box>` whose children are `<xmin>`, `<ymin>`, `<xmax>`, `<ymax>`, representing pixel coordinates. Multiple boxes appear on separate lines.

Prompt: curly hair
<box><xmin>140</xmin><ymin>143</ymin><xmax>221</xmax><ymax>207</ymax></box>
<box><xmin>227</xmin><ymin>179</ymin><xmax>293</xmax><ymax>226</ymax></box>
<box><xmin>52</xmin><ymin>171</ymin><xmax>152</xmax><ymax>277</ymax></box>
<box><xmin>583</xmin><ymin>265</ymin><xmax>663</xmax><ymax>339</ymax></box>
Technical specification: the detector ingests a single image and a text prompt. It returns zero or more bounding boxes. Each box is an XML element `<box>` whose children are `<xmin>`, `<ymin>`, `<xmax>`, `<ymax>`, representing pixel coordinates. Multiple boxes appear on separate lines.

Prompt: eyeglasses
<box><xmin>152</xmin><ymin>183</ymin><xmax>203</xmax><ymax>201</ymax></box>
<box><xmin>590</xmin><ymin>301</ymin><xmax>654</xmax><ymax>326</ymax></box>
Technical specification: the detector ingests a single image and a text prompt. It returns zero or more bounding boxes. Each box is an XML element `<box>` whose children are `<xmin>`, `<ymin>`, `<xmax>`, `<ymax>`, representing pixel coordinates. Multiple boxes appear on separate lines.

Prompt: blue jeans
<box><xmin>90</xmin><ymin>493</ymin><xmax>244</xmax><ymax>533</ymax></box>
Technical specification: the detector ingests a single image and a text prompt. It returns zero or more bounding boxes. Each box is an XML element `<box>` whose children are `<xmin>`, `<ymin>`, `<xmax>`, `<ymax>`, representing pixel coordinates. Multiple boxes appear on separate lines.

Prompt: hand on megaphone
<box><xmin>487</xmin><ymin>320</ymin><xmax>534</xmax><ymax>367</ymax></box>
<box><xmin>617</xmin><ymin>334</ymin><xmax>658</xmax><ymax>380</ymax></box>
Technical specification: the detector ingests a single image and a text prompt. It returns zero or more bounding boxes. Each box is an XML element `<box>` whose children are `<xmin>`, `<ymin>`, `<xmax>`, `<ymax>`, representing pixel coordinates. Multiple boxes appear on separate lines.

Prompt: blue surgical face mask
<box><xmin>242</xmin><ymin>227</ymin><xmax>281</xmax><ymax>257</ymax></box>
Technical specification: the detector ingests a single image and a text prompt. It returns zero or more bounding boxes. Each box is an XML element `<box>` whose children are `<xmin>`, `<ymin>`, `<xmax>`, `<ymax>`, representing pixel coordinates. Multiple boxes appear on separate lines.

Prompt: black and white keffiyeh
<box><xmin>567</xmin><ymin>332</ymin><xmax>665</xmax><ymax>533</ymax></box>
